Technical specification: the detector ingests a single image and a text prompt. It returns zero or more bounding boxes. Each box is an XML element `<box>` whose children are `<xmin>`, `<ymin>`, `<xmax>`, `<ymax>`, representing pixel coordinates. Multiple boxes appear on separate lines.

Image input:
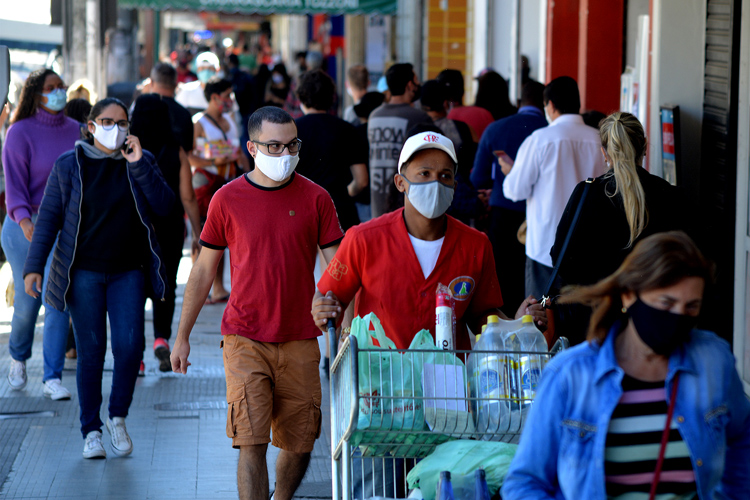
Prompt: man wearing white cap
<box><xmin>312</xmin><ymin>131</ymin><xmax>544</xmax><ymax>351</ymax></box>
<box><xmin>176</xmin><ymin>51</ymin><xmax>221</xmax><ymax>115</ymax></box>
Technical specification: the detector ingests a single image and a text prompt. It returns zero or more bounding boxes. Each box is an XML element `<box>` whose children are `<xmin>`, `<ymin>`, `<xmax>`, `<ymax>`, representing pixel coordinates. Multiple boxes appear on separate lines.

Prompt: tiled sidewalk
<box><xmin>0</xmin><ymin>253</ymin><xmax>333</xmax><ymax>499</ymax></box>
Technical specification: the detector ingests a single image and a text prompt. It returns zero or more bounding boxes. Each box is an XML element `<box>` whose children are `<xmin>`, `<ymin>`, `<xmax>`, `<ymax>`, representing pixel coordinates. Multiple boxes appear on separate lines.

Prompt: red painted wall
<box><xmin>577</xmin><ymin>0</ymin><xmax>624</xmax><ymax>113</ymax></box>
<box><xmin>545</xmin><ymin>0</ymin><xmax>580</xmax><ymax>82</ymax></box>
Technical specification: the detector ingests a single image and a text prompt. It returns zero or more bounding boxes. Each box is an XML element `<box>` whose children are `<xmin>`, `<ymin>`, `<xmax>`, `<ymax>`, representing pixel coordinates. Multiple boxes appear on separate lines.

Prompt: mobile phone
<box><xmin>492</xmin><ymin>150</ymin><xmax>513</xmax><ymax>179</ymax></box>
<box><xmin>493</xmin><ymin>150</ymin><xmax>512</xmax><ymax>163</ymax></box>
<box><xmin>122</xmin><ymin>130</ymin><xmax>133</xmax><ymax>154</ymax></box>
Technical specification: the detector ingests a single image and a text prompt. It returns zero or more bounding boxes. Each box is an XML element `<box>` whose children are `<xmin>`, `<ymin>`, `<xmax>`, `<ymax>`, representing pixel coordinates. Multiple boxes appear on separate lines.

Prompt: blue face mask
<box><xmin>40</xmin><ymin>88</ymin><xmax>67</xmax><ymax>112</ymax></box>
<box><xmin>197</xmin><ymin>69</ymin><xmax>215</xmax><ymax>84</ymax></box>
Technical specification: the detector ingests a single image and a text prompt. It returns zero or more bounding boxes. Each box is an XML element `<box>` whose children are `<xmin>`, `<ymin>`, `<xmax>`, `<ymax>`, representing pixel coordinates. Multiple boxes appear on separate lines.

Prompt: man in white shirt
<box><xmin>176</xmin><ymin>52</ymin><xmax>220</xmax><ymax>115</ymax></box>
<box><xmin>502</xmin><ymin>76</ymin><xmax>607</xmax><ymax>299</ymax></box>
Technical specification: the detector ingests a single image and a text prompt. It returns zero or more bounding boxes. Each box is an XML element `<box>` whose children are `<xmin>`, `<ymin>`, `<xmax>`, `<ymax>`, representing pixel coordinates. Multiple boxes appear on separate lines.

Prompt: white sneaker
<box><xmin>7</xmin><ymin>359</ymin><xmax>27</xmax><ymax>391</ymax></box>
<box><xmin>83</xmin><ymin>431</ymin><xmax>106</xmax><ymax>459</ymax></box>
<box><xmin>43</xmin><ymin>378</ymin><xmax>72</xmax><ymax>400</ymax></box>
<box><xmin>106</xmin><ymin>417</ymin><xmax>133</xmax><ymax>457</ymax></box>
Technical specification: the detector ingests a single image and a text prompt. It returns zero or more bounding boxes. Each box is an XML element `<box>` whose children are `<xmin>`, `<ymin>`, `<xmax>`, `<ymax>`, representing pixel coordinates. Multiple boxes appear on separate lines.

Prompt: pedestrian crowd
<box><xmin>0</xmin><ymin>46</ymin><xmax>747</xmax><ymax>500</ymax></box>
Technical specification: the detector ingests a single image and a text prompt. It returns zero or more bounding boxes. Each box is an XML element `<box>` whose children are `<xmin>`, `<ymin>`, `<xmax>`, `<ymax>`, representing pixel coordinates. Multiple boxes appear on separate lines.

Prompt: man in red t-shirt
<box><xmin>171</xmin><ymin>107</ymin><xmax>343</xmax><ymax>500</ymax></box>
<box><xmin>311</xmin><ymin>131</ymin><xmax>545</xmax><ymax>351</ymax></box>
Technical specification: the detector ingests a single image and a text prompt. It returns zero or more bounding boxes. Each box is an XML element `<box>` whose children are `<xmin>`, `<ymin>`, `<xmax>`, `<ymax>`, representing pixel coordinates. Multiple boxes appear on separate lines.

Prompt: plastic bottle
<box><xmin>436</xmin><ymin>471</ymin><xmax>455</xmax><ymax>500</ymax></box>
<box><xmin>473</xmin><ymin>469</ymin><xmax>490</xmax><ymax>500</ymax></box>
<box><xmin>436</xmin><ymin>291</ymin><xmax>453</xmax><ymax>350</ymax></box>
<box><xmin>471</xmin><ymin>315</ymin><xmax>510</xmax><ymax>438</ymax></box>
<box><xmin>515</xmin><ymin>315</ymin><xmax>548</xmax><ymax>406</ymax></box>
<box><xmin>502</xmin><ymin>324</ymin><xmax>522</xmax><ymax>409</ymax></box>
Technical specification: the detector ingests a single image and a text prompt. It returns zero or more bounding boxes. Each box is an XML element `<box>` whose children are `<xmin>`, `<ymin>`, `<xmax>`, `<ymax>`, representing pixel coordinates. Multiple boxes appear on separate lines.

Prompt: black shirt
<box><xmin>551</xmin><ymin>167</ymin><xmax>689</xmax><ymax>286</ymax></box>
<box><xmin>74</xmin><ymin>156</ymin><xmax>149</xmax><ymax>273</ymax></box>
<box><xmin>163</xmin><ymin>96</ymin><xmax>194</xmax><ymax>153</ymax></box>
<box><xmin>295</xmin><ymin>113</ymin><xmax>368</xmax><ymax>231</ymax></box>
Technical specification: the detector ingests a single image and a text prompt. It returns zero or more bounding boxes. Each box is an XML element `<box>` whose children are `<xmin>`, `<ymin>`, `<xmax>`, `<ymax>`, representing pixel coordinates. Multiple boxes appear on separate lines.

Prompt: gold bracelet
<box><xmin>342</xmin><ymin>327</ymin><xmax>351</xmax><ymax>335</ymax></box>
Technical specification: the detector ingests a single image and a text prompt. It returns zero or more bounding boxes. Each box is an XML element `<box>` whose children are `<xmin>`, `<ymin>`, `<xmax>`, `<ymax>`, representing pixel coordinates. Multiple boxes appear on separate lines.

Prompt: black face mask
<box><xmin>627</xmin><ymin>298</ymin><xmax>698</xmax><ymax>356</ymax></box>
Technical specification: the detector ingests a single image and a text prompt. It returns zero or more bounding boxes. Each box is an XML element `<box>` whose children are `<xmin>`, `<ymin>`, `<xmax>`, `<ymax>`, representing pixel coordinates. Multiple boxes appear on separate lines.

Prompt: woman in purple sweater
<box><xmin>2</xmin><ymin>68</ymin><xmax>79</xmax><ymax>399</ymax></box>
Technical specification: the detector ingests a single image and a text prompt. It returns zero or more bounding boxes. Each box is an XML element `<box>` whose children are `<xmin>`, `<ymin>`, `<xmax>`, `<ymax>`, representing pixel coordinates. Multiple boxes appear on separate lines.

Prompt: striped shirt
<box><xmin>605</xmin><ymin>375</ymin><xmax>697</xmax><ymax>500</ymax></box>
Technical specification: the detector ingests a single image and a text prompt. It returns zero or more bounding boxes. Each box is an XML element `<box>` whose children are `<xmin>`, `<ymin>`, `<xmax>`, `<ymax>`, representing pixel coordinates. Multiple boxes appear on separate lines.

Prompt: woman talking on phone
<box><xmin>22</xmin><ymin>97</ymin><xmax>174</xmax><ymax>459</ymax></box>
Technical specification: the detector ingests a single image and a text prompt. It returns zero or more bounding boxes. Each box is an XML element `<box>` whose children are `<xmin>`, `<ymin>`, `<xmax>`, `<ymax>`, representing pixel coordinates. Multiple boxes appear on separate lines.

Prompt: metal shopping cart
<box><xmin>326</xmin><ymin>320</ymin><xmax>568</xmax><ymax>500</ymax></box>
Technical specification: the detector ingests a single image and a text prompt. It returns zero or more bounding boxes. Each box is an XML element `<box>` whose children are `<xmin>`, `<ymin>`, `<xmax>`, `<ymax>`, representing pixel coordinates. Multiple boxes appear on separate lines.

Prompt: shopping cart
<box><xmin>326</xmin><ymin>320</ymin><xmax>568</xmax><ymax>500</ymax></box>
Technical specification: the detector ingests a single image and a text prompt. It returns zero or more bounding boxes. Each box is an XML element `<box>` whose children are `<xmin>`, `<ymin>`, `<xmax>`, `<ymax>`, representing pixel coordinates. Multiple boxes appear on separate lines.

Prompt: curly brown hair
<box><xmin>12</xmin><ymin>68</ymin><xmax>58</xmax><ymax>124</ymax></box>
<box><xmin>558</xmin><ymin>231</ymin><xmax>713</xmax><ymax>343</ymax></box>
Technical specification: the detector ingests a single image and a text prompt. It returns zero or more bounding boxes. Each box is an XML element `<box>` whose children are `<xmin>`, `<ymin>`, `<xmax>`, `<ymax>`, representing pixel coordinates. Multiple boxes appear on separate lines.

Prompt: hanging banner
<box><xmin>118</xmin><ymin>0</ymin><xmax>397</xmax><ymax>15</ymax></box>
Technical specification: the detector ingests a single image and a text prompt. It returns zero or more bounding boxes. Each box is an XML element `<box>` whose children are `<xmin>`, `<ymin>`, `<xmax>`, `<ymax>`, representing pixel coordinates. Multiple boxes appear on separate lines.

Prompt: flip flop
<box><xmin>206</xmin><ymin>294</ymin><xmax>230</xmax><ymax>305</ymax></box>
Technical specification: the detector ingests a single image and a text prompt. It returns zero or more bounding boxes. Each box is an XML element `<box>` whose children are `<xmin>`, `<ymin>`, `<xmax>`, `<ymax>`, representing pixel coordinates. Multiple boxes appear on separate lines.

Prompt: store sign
<box><xmin>119</xmin><ymin>0</ymin><xmax>397</xmax><ymax>14</ymax></box>
<box><xmin>660</xmin><ymin>106</ymin><xmax>680</xmax><ymax>186</ymax></box>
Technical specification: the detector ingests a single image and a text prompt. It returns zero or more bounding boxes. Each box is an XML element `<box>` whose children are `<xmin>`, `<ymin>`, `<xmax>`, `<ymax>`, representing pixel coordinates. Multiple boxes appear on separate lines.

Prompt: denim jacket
<box><xmin>502</xmin><ymin>328</ymin><xmax>750</xmax><ymax>500</ymax></box>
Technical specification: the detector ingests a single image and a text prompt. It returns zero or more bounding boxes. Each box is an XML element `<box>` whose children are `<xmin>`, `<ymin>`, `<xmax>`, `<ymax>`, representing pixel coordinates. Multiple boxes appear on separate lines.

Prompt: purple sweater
<box><xmin>2</xmin><ymin>109</ymin><xmax>80</xmax><ymax>223</ymax></box>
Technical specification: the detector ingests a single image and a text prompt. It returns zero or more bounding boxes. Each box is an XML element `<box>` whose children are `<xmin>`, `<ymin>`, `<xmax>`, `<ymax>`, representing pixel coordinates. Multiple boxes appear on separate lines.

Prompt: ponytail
<box><xmin>599</xmin><ymin>112</ymin><xmax>648</xmax><ymax>247</ymax></box>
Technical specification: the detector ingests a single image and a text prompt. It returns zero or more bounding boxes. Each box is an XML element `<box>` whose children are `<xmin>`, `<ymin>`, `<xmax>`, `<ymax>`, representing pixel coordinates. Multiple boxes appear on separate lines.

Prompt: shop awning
<box><xmin>118</xmin><ymin>0</ymin><xmax>397</xmax><ymax>15</ymax></box>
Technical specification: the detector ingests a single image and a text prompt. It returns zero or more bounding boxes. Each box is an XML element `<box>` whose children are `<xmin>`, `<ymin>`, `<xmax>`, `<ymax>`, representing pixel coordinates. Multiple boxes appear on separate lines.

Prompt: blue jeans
<box><xmin>67</xmin><ymin>268</ymin><xmax>145</xmax><ymax>437</ymax></box>
<box><xmin>1</xmin><ymin>215</ymin><xmax>69</xmax><ymax>381</ymax></box>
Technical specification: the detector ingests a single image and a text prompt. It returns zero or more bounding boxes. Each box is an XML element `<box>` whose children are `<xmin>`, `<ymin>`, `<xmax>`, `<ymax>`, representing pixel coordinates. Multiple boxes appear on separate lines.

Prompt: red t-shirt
<box><xmin>200</xmin><ymin>173</ymin><xmax>344</xmax><ymax>342</ymax></box>
<box><xmin>317</xmin><ymin>209</ymin><xmax>503</xmax><ymax>350</ymax></box>
<box><xmin>448</xmin><ymin>106</ymin><xmax>495</xmax><ymax>139</ymax></box>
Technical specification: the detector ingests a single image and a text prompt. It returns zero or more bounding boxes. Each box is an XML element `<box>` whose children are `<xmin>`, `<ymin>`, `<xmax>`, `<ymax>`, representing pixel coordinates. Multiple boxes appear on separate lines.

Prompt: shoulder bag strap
<box><xmin>202</xmin><ymin>113</ymin><xmax>228</xmax><ymax>141</ymax></box>
<box><xmin>541</xmin><ymin>178</ymin><xmax>594</xmax><ymax>307</ymax></box>
<box><xmin>649</xmin><ymin>373</ymin><xmax>681</xmax><ymax>500</ymax></box>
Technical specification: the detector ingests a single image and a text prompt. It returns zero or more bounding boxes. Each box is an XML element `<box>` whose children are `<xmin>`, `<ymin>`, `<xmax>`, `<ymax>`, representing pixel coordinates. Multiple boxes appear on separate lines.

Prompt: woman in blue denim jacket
<box><xmin>503</xmin><ymin>232</ymin><xmax>750</xmax><ymax>500</ymax></box>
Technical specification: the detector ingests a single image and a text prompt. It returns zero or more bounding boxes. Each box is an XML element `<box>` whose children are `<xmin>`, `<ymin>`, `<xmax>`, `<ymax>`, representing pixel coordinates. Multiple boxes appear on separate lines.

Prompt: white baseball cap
<box><xmin>398</xmin><ymin>131</ymin><xmax>458</xmax><ymax>174</ymax></box>
<box><xmin>196</xmin><ymin>51</ymin><xmax>220</xmax><ymax>69</ymax></box>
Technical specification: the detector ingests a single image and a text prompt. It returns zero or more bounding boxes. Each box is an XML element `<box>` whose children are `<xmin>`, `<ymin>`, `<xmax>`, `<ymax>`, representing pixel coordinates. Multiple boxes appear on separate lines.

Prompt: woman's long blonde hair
<box><xmin>600</xmin><ymin>112</ymin><xmax>648</xmax><ymax>247</ymax></box>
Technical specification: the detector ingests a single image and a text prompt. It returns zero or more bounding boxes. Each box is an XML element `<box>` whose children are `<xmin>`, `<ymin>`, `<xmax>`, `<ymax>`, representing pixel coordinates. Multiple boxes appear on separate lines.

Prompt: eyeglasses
<box><xmin>96</xmin><ymin>118</ymin><xmax>130</xmax><ymax>131</ymax></box>
<box><xmin>252</xmin><ymin>139</ymin><xmax>302</xmax><ymax>155</ymax></box>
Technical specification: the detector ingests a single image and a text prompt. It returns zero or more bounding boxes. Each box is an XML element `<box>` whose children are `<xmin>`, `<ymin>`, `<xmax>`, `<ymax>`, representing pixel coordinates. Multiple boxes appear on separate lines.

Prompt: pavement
<box><xmin>0</xmin><ymin>249</ymin><xmax>334</xmax><ymax>499</ymax></box>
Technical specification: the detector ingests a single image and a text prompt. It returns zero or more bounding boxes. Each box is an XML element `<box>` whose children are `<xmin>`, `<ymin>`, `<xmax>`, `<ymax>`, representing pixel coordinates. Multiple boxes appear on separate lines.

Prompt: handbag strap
<box><xmin>649</xmin><ymin>373</ymin><xmax>681</xmax><ymax>500</ymax></box>
<box><xmin>202</xmin><ymin>112</ymin><xmax>229</xmax><ymax>141</ymax></box>
<box><xmin>541</xmin><ymin>178</ymin><xmax>594</xmax><ymax>306</ymax></box>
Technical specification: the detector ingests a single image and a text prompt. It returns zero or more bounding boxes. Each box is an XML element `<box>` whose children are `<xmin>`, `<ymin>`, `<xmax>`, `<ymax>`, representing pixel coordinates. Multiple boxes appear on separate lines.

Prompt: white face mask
<box><xmin>544</xmin><ymin>107</ymin><xmax>553</xmax><ymax>124</ymax></box>
<box><xmin>254</xmin><ymin>149</ymin><xmax>299</xmax><ymax>182</ymax></box>
<box><xmin>92</xmin><ymin>123</ymin><xmax>128</xmax><ymax>151</ymax></box>
<box><xmin>403</xmin><ymin>178</ymin><xmax>455</xmax><ymax>219</ymax></box>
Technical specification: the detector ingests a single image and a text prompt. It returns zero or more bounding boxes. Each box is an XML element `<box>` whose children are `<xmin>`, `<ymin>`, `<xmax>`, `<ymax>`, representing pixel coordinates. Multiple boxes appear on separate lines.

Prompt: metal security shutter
<box><xmin>700</xmin><ymin>0</ymin><xmax>742</xmax><ymax>342</ymax></box>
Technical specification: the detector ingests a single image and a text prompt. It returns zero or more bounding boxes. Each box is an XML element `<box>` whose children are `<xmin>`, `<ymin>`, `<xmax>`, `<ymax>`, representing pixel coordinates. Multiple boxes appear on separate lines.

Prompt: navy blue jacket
<box><xmin>23</xmin><ymin>144</ymin><xmax>175</xmax><ymax>311</ymax></box>
<box><xmin>471</xmin><ymin>106</ymin><xmax>547</xmax><ymax>211</ymax></box>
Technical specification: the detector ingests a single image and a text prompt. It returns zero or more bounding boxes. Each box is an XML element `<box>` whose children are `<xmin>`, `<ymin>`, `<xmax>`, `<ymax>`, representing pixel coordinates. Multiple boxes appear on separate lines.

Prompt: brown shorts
<box><xmin>222</xmin><ymin>335</ymin><xmax>322</xmax><ymax>453</ymax></box>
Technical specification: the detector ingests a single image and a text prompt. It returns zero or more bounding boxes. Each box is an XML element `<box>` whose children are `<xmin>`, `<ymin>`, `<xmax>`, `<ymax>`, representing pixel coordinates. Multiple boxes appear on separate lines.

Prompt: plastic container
<box><xmin>473</xmin><ymin>469</ymin><xmax>490</xmax><ymax>500</ymax></box>
<box><xmin>469</xmin><ymin>316</ymin><xmax>509</xmax><ymax>438</ymax></box>
<box><xmin>436</xmin><ymin>471</ymin><xmax>455</xmax><ymax>500</ymax></box>
<box><xmin>515</xmin><ymin>315</ymin><xmax>548</xmax><ymax>406</ymax></box>
<box><xmin>436</xmin><ymin>291</ymin><xmax>453</xmax><ymax>350</ymax></box>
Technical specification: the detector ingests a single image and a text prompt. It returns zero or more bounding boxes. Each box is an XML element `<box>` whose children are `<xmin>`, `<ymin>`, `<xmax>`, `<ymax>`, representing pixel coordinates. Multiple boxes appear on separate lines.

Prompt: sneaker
<box><xmin>153</xmin><ymin>338</ymin><xmax>171</xmax><ymax>372</ymax></box>
<box><xmin>43</xmin><ymin>378</ymin><xmax>72</xmax><ymax>400</ymax></box>
<box><xmin>138</xmin><ymin>361</ymin><xmax>145</xmax><ymax>377</ymax></box>
<box><xmin>106</xmin><ymin>417</ymin><xmax>133</xmax><ymax>457</ymax></box>
<box><xmin>7</xmin><ymin>359</ymin><xmax>27</xmax><ymax>391</ymax></box>
<box><xmin>83</xmin><ymin>431</ymin><xmax>106</xmax><ymax>459</ymax></box>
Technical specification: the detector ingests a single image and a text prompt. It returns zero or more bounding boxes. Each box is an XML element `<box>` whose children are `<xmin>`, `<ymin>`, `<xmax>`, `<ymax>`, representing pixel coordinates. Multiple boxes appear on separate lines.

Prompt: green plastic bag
<box><xmin>350</xmin><ymin>314</ymin><xmax>426</xmax><ymax>455</ymax></box>
<box><xmin>406</xmin><ymin>440</ymin><xmax>517</xmax><ymax>500</ymax></box>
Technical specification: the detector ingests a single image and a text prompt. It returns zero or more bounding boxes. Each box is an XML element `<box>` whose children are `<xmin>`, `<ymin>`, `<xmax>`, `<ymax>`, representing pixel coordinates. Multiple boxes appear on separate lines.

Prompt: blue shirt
<box><xmin>502</xmin><ymin>328</ymin><xmax>750</xmax><ymax>500</ymax></box>
<box><xmin>470</xmin><ymin>106</ymin><xmax>547</xmax><ymax>211</ymax></box>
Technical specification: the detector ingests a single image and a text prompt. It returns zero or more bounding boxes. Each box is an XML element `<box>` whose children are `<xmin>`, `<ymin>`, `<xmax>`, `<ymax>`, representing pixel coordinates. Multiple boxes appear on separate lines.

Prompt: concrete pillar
<box><xmin>396</xmin><ymin>0</ymin><xmax>423</xmax><ymax>73</ymax></box>
<box><xmin>63</xmin><ymin>0</ymin><xmax>88</xmax><ymax>84</ymax></box>
<box><xmin>344</xmin><ymin>15</ymin><xmax>366</xmax><ymax>110</ymax></box>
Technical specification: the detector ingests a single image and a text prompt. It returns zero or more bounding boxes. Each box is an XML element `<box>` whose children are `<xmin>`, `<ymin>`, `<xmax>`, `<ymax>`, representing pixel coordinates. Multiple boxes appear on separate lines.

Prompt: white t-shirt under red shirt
<box><xmin>200</xmin><ymin>172</ymin><xmax>344</xmax><ymax>342</ymax></box>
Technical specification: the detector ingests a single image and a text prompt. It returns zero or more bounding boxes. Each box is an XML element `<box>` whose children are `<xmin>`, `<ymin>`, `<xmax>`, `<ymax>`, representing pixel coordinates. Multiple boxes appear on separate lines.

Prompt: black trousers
<box><xmin>152</xmin><ymin>217</ymin><xmax>185</xmax><ymax>342</ymax></box>
<box><xmin>489</xmin><ymin>206</ymin><xmax>527</xmax><ymax>316</ymax></box>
